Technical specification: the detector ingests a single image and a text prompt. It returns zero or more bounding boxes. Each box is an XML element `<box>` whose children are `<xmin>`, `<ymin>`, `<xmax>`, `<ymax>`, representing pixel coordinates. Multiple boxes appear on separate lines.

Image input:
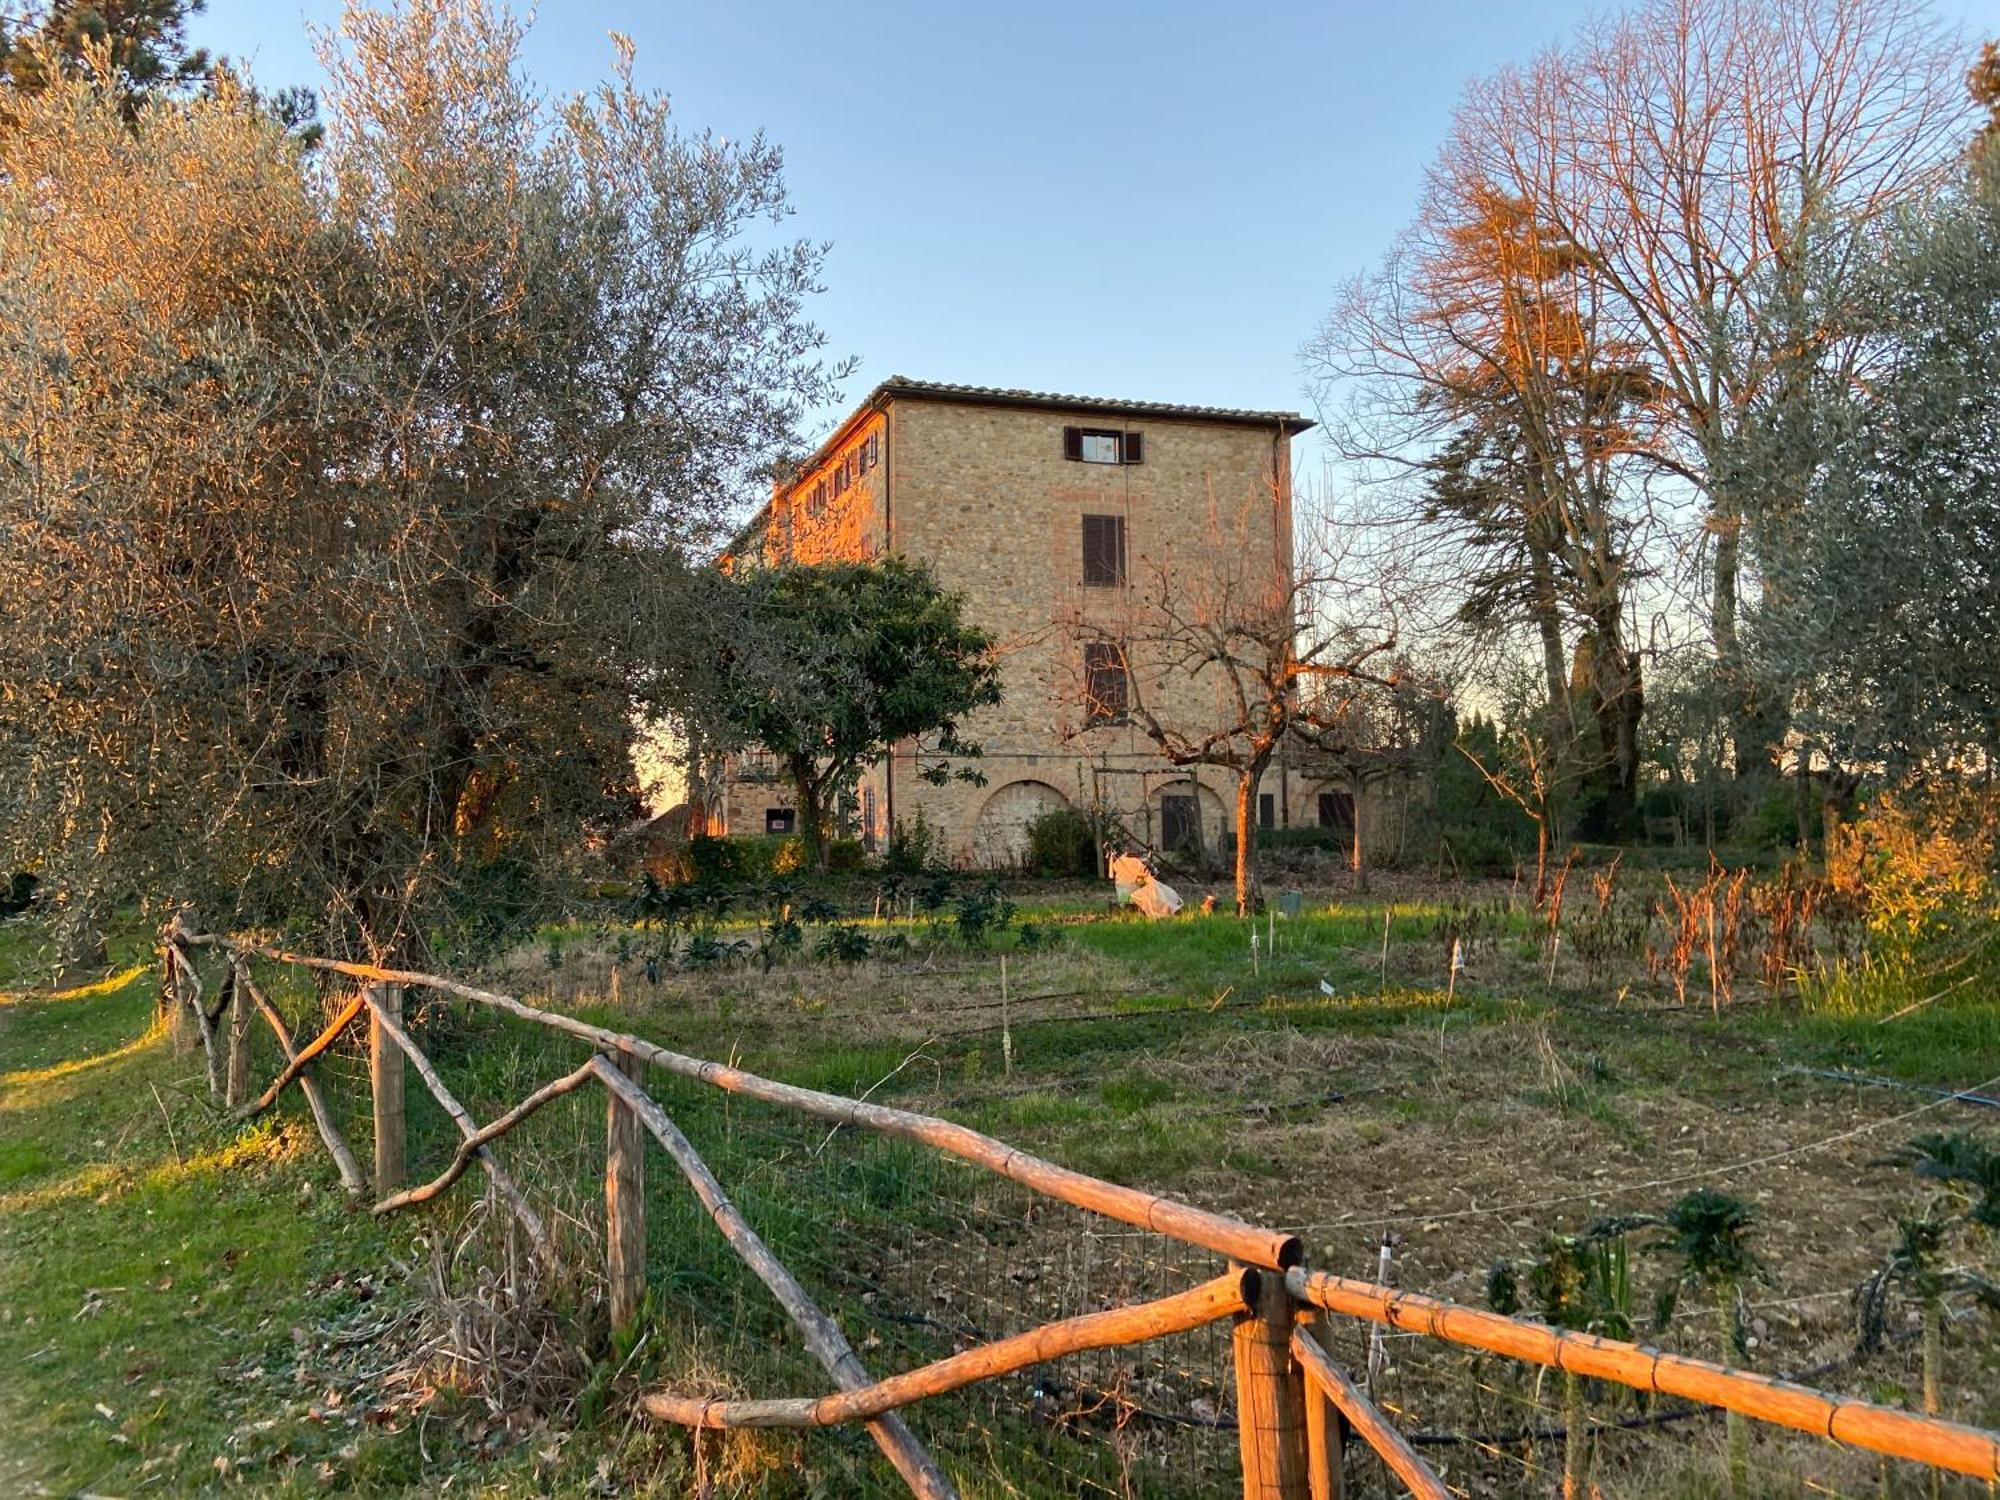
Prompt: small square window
<box><xmin>1063</xmin><ymin>427</ymin><xmax>1144</xmax><ymax>464</ymax></box>
<box><xmin>766</xmin><ymin>808</ymin><xmax>796</xmax><ymax>834</ymax></box>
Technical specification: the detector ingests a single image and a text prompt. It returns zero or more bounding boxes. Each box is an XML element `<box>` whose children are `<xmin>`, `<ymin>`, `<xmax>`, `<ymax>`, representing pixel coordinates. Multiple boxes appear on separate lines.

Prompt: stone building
<box><xmin>714</xmin><ymin>378</ymin><xmax>1409</xmax><ymax>869</ymax></box>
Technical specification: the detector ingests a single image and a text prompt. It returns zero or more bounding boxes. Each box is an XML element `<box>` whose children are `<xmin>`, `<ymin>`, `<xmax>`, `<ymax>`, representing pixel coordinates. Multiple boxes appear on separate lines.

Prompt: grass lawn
<box><xmin>2</xmin><ymin>876</ymin><xmax>1997</xmax><ymax>1496</ymax></box>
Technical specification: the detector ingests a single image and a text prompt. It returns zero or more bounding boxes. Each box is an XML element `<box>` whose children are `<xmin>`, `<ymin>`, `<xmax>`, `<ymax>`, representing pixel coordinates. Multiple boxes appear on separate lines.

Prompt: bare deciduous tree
<box><xmin>1058</xmin><ymin>488</ymin><xmax>1402</xmax><ymax>916</ymax></box>
<box><xmin>1311</xmin><ymin>0</ymin><xmax>1975</xmax><ymax>784</ymax></box>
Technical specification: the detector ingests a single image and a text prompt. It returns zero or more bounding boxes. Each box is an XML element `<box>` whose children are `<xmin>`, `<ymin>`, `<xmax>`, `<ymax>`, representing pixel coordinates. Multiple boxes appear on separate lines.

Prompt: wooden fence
<box><xmin>159</xmin><ymin>922</ymin><xmax>2000</xmax><ymax>1498</ymax></box>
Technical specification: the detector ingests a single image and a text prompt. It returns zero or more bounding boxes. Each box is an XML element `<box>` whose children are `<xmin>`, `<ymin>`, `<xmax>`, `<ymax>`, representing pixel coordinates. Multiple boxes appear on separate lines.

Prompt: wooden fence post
<box><xmin>605</xmin><ymin>1045</ymin><xmax>647</xmax><ymax>1336</ymax></box>
<box><xmin>369</xmin><ymin>984</ymin><xmax>406</xmax><ymax>1194</ymax></box>
<box><xmin>223</xmin><ymin>962</ymin><xmax>252</xmax><ymax>1109</ymax></box>
<box><xmin>1234</xmin><ymin>1266</ymin><xmax>1310</xmax><ymax>1500</ymax></box>
<box><xmin>161</xmin><ymin>940</ymin><xmax>192</xmax><ymax>1054</ymax></box>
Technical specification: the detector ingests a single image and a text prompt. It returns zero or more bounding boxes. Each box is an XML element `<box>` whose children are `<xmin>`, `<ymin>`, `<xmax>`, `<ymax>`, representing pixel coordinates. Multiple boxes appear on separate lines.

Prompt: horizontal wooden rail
<box><xmin>1286</xmin><ymin>1267</ymin><xmax>2000</xmax><ymax>1482</ymax></box>
<box><xmin>640</xmin><ymin>1267</ymin><xmax>1255</xmax><ymax>1429</ymax></box>
<box><xmin>1292</xmin><ymin>1326</ymin><xmax>1447</xmax><ymax>1499</ymax></box>
<box><xmin>184</xmin><ymin>935</ymin><xmax>1299</xmax><ymax>1270</ymax></box>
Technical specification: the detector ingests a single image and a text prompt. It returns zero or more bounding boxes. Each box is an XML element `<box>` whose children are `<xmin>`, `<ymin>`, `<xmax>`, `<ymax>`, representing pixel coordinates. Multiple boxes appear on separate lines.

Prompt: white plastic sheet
<box><xmin>1129</xmin><ymin>878</ymin><xmax>1183</xmax><ymax>918</ymax></box>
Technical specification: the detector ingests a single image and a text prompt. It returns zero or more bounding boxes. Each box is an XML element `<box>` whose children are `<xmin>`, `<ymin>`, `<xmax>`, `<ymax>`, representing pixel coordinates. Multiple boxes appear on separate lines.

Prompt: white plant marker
<box><xmin>1000</xmin><ymin>952</ymin><xmax>1012</xmax><ymax>1079</ymax></box>
<box><xmin>1380</xmin><ymin>908</ymin><xmax>1392</xmax><ymax>990</ymax></box>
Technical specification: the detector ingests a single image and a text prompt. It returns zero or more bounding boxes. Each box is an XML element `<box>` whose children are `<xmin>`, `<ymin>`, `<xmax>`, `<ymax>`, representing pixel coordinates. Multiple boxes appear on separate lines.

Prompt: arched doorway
<box><xmin>969</xmin><ymin>780</ymin><xmax>1070</xmax><ymax>868</ymax></box>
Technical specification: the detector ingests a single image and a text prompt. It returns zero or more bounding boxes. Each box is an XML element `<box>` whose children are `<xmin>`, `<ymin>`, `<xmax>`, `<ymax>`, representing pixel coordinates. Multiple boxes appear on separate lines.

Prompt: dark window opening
<box><xmin>1161</xmin><ymin>794</ymin><xmax>1198</xmax><ymax>855</ymax></box>
<box><xmin>1317</xmin><ymin>791</ymin><xmax>1355</xmax><ymax>839</ymax></box>
<box><xmin>765</xmin><ymin>808</ymin><xmax>796</xmax><ymax>834</ymax></box>
<box><xmin>1258</xmin><ymin>792</ymin><xmax>1276</xmax><ymax>830</ymax></box>
<box><xmin>1083</xmin><ymin>642</ymin><xmax>1128</xmax><ymax>725</ymax></box>
<box><xmin>1081</xmin><ymin>513</ymin><xmax>1127</xmax><ymax>586</ymax></box>
<box><xmin>1062</xmin><ymin>427</ymin><xmax>1145</xmax><ymax>465</ymax></box>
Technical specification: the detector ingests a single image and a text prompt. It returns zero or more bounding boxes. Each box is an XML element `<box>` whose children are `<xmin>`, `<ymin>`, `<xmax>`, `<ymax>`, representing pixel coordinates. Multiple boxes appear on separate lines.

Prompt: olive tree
<box><xmin>0</xmin><ymin>2</ymin><xmax>844</xmax><ymax>961</ymax></box>
<box><xmin>1738</xmin><ymin>137</ymin><xmax>2000</xmax><ymax>774</ymax></box>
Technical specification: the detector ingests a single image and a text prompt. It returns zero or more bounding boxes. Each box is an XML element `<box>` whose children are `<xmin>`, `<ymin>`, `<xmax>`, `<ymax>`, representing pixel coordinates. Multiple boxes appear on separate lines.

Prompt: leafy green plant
<box><xmin>885</xmin><ymin>812</ymin><xmax>946</xmax><ymax>875</ymax></box>
<box><xmin>1857</xmin><ymin>1132</ymin><xmax>2000</xmax><ymax>1490</ymax></box>
<box><xmin>954</xmin><ymin>883</ymin><xmax>1014</xmax><ymax>947</ymax></box>
<box><xmin>824</xmin><ymin>837</ymin><xmax>867</xmax><ymax>874</ymax></box>
<box><xmin>814</xmin><ymin>924</ymin><xmax>872</xmax><ymax>963</ymax></box>
<box><xmin>757</xmin><ymin>915</ymin><xmax>803</xmax><ymax>970</ymax></box>
<box><xmin>1024</xmin><ymin>806</ymin><xmax>1101</xmax><ymax>877</ymax></box>
<box><xmin>681</xmin><ymin>933</ymin><xmax>748</xmax><ymax>970</ymax></box>
<box><xmin>1014</xmin><ymin>922</ymin><xmax>1060</xmax><ymax>953</ymax></box>
<box><xmin>1488</xmin><ymin>1218</ymin><xmax>1644</xmax><ymax>1499</ymax></box>
<box><xmin>1650</xmin><ymin>1189</ymin><xmax>1767</xmax><ymax>1499</ymax></box>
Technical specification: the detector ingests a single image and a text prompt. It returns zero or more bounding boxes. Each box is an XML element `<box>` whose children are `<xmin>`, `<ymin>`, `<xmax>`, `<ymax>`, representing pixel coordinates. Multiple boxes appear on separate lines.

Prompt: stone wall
<box><xmin>717</xmin><ymin>389</ymin><xmax>1409</xmax><ymax>876</ymax></box>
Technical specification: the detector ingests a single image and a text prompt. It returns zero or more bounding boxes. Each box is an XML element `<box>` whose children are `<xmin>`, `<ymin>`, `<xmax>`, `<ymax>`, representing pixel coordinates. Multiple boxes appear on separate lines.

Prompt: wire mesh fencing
<box><xmin>173</xmin><ymin>938</ymin><xmax>2000</xmax><ymax>1499</ymax></box>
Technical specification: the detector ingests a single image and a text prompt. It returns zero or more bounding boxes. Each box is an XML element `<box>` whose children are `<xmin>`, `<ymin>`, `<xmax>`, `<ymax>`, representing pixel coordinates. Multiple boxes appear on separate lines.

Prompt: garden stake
<box><xmin>1381</xmin><ymin>907</ymin><xmax>1391</xmax><ymax>990</ymax></box>
<box><xmin>1366</xmin><ymin>1233</ymin><xmax>1395</xmax><ymax>1396</ymax></box>
<box><xmin>1000</xmin><ymin>953</ymin><xmax>1012</xmax><ymax>1079</ymax></box>
<box><xmin>1250</xmin><ymin>929</ymin><xmax>1260</xmax><ymax>978</ymax></box>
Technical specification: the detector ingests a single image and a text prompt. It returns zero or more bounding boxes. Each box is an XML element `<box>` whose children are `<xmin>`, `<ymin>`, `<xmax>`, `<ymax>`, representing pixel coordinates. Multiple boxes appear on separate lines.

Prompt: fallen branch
<box><xmin>591</xmin><ymin>1057</ymin><xmax>955</xmax><ymax>1500</ymax></box>
<box><xmin>640</xmin><ymin>1268</ymin><xmax>1253</xmax><ymax>1430</ymax></box>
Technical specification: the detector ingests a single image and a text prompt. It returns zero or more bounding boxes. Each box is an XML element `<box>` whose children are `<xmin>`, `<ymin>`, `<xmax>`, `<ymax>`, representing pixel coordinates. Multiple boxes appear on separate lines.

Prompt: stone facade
<box><xmin>717</xmin><ymin>379</ymin><xmax>1399</xmax><ymax>870</ymax></box>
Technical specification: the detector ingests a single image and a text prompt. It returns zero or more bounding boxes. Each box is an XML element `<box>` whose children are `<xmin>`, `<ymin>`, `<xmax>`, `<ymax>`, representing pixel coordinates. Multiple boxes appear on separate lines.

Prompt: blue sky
<box><xmin>200</xmin><ymin>0</ymin><xmax>2000</xmax><ymax>464</ymax></box>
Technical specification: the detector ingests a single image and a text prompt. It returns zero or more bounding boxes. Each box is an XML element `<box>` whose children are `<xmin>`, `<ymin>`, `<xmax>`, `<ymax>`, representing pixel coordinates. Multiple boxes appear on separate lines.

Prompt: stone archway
<box><xmin>968</xmin><ymin>779</ymin><xmax>1070</xmax><ymax>868</ymax></box>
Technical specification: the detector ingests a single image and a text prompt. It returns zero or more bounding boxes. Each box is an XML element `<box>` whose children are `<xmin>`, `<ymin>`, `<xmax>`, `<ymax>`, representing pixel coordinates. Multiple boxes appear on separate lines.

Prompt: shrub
<box><xmin>1827</xmin><ymin>785</ymin><xmax>1999</xmax><ymax>957</ymax></box>
<box><xmin>669</xmin><ymin>833</ymin><xmax>805</xmax><ymax>884</ymax></box>
<box><xmin>1024</xmin><ymin>806</ymin><xmax>1099</xmax><ymax>877</ymax></box>
<box><xmin>954</xmin><ymin>883</ymin><xmax>1014</xmax><ymax>946</ymax></box>
<box><xmin>1260</xmin><ymin>826</ymin><xmax>1343</xmax><ymax>853</ymax></box>
<box><xmin>825</xmin><ymin>837</ymin><xmax>867</xmax><ymax>874</ymax></box>
<box><xmin>885</xmin><ymin>812</ymin><xmax>945</xmax><ymax>874</ymax></box>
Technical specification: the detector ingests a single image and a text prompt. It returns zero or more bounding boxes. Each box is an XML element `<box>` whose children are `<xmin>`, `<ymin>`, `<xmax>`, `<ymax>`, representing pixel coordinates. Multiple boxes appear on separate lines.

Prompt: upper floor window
<box><xmin>1062</xmin><ymin>426</ymin><xmax>1144</xmax><ymax>465</ymax></box>
<box><xmin>1083</xmin><ymin>642</ymin><xmax>1129</xmax><ymax>725</ymax></box>
<box><xmin>1081</xmin><ymin>514</ymin><xmax>1126</xmax><ymax>586</ymax></box>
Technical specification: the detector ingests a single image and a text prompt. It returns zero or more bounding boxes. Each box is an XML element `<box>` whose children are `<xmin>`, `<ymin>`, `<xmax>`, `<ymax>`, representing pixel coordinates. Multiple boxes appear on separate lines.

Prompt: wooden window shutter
<box><xmin>1062</xmin><ymin>426</ymin><xmax>1083</xmax><ymax>461</ymax></box>
<box><xmin>1082</xmin><ymin>514</ymin><xmax>1125</xmax><ymax>585</ymax></box>
<box><xmin>1122</xmin><ymin>431</ymin><xmax>1143</xmax><ymax>464</ymax></box>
